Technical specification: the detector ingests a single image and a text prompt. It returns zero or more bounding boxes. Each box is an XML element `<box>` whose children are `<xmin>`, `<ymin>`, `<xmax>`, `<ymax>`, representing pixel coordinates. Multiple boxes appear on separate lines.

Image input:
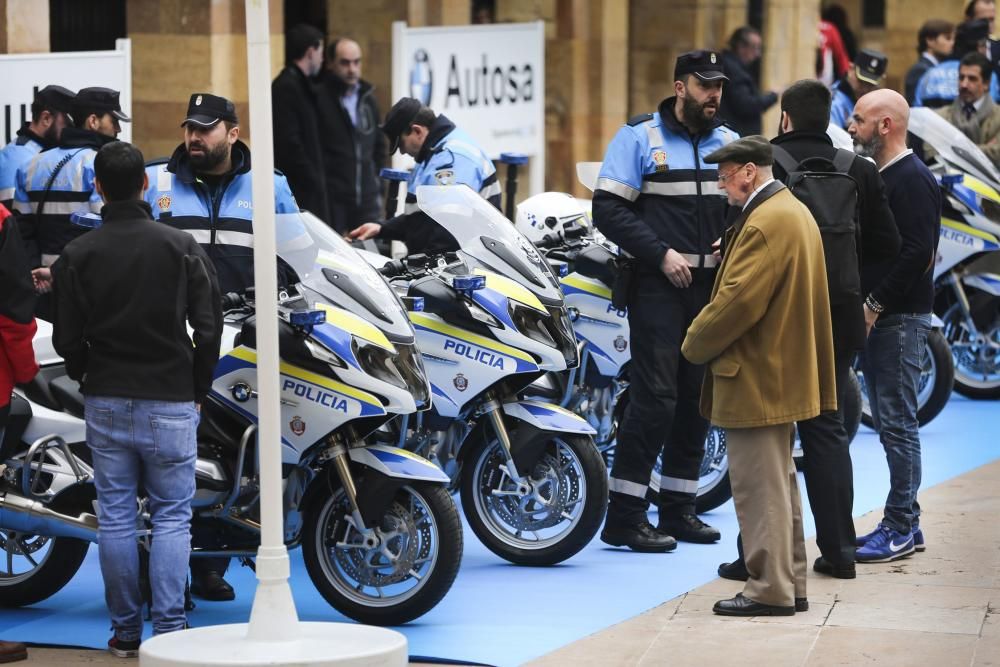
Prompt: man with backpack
<box><xmin>716</xmin><ymin>79</ymin><xmax>900</xmax><ymax>582</ymax></box>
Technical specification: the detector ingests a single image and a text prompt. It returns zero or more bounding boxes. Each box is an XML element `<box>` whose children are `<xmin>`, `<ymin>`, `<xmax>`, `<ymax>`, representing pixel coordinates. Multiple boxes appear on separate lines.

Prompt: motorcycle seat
<box><xmin>49</xmin><ymin>375</ymin><xmax>86</xmax><ymax>420</ymax></box>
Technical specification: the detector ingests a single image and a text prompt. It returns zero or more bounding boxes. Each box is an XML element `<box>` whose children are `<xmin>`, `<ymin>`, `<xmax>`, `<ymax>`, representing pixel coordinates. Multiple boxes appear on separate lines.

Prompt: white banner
<box><xmin>0</xmin><ymin>39</ymin><xmax>133</xmax><ymax>145</ymax></box>
<box><xmin>391</xmin><ymin>21</ymin><xmax>545</xmax><ymax>196</ymax></box>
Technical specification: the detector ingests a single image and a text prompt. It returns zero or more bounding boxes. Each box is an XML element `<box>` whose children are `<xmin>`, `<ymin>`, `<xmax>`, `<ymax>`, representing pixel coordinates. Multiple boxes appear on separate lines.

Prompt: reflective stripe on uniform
<box><xmin>0</xmin><ymin>186</ymin><xmax>13</xmax><ymax>201</ymax></box>
<box><xmin>609</xmin><ymin>476</ymin><xmax>650</xmax><ymax>499</ymax></box>
<box><xmin>659</xmin><ymin>475</ymin><xmax>699</xmax><ymax>494</ymax></box>
<box><xmin>596</xmin><ymin>177</ymin><xmax>639</xmax><ymax>202</ymax></box>
<box><xmin>480</xmin><ymin>180</ymin><xmax>502</xmax><ymax>200</ymax></box>
<box><xmin>215</xmin><ymin>230</ymin><xmax>254</xmax><ymax>248</ymax></box>
<box><xmin>680</xmin><ymin>253</ymin><xmax>719</xmax><ymax>268</ymax></box>
<box><xmin>640</xmin><ymin>180</ymin><xmax>722</xmax><ymax>197</ymax></box>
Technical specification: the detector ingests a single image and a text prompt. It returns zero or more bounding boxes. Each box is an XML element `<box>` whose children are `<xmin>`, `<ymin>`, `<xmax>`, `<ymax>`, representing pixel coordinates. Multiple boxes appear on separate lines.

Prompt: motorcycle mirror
<box><xmin>548</xmin><ymin>259</ymin><xmax>569</xmax><ymax>277</ymax></box>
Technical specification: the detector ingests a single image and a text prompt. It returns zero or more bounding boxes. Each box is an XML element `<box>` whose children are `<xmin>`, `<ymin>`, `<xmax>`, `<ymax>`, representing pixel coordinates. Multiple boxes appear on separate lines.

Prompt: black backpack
<box><xmin>772</xmin><ymin>145</ymin><xmax>862</xmax><ymax>305</ymax></box>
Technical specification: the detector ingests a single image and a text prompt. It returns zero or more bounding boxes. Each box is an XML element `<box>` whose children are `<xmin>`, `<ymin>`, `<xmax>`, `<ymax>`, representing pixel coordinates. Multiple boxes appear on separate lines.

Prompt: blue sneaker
<box><xmin>855</xmin><ymin>525</ymin><xmax>915</xmax><ymax>563</ymax></box>
<box><xmin>913</xmin><ymin>526</ymin><xmax>925</xmax><ymax>552</ymax></box>
<box><xmin>855</xmin><ymin>523</ymin><xmax>884</xmax><ymax>547</ymax></box>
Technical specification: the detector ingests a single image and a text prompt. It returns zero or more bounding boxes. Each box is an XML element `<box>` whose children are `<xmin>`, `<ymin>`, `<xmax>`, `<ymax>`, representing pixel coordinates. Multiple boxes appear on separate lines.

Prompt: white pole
<box><xmin>243</xmin><ymin>0</ymin><xmax>299</xmax><ymax>641</ymax></box>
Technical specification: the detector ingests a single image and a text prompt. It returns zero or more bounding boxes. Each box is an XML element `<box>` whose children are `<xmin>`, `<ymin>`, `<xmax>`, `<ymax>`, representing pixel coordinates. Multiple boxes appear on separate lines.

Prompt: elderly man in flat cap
<box><xmin>681</xmin><ymin>135</ymin><xmax>836</xmax><ymax>617</ymax></box>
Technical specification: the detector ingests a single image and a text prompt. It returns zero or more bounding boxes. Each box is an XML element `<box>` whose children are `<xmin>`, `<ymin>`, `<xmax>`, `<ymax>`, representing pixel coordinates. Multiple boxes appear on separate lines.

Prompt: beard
<box><xmin>681</xmin><ymin>94</ymin><xmax>717</xmax><ymax>133</ymax></box>
<box><xmin>187</xmin><ymin>140</ymin><xmax>230</xmax><ymax>172</ymax></box>
<box><xmin>42</xmin><ymin>123</ymin><xmax>59</xmax><ymax>145</ymax></box>
<box><xmin>853</xmin><ymin>133</ymin><xmax>882</xmax><ymax>159</ymax></box>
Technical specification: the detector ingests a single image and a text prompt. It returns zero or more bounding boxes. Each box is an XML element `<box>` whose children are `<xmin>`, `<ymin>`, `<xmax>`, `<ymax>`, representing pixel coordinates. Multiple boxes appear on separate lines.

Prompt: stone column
<box><xmin>1</xmin><ymin>0</ymin><xmax>50</xmax><ymax>53</ymax></box>
<box><xmin>761</xmin><ymin>0</ymin><xmax>820</xmax><ymax>135</ymax></box>
<box><xmin>883</xmin><ymin>0</ymin><xmax>965</xmax><ymax>94</ymax></box>
<box><xmin>127</xmin><ymin>0</ymin><xmax>283</xmax><ymax>160</ymax></box>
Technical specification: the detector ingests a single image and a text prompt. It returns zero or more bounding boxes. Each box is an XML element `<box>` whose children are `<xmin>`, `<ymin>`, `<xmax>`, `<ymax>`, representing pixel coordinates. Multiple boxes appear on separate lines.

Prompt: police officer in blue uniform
<box><xmin>914</xmin><ymin>19</ymin><xmax>1000</xmax><ymax>107</ymax></box>
<box><xmin>143</xmin><ymin>93</ymin><xmax>298</xmax><ymax>601</ymax></box>
<box><xmin>829</xmin><ymin>49</ymin><xmax>887</xmax><ymax>129</ymax></box>
<box><xmin>0</xmin><ymin>85</ymin><xmax>76</xmax><ymax>211</ymax></box>
<box><xmin>594</xmin><ymin>51</ymin><xmax>738</xmax><ymax>552</ymax></box>
<box><xmin>14</xmin><ymin>87</ymin><xmax>129</xmax><ymax>319</ymax></box>
<box><xmin>144</xmin><ymin>93</ymin><xmax>299</xmax><ymax>297</ymax></box>
<box><xmin>348</xmin><ymin>97</ymin><xmax>500</xmax><ymax>253</ymax></box>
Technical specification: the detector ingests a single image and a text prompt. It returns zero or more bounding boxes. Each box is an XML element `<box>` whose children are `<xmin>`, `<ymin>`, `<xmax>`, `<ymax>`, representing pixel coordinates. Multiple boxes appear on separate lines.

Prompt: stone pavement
<box><xmin>14</xmin><ymin>459</ymin><xmax>1000</xmax><ymax>666</ymax></box>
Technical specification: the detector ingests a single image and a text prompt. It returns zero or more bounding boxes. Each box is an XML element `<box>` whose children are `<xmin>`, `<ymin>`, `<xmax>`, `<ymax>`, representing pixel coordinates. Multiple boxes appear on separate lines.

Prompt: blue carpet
<box><xmin>1</xmin><ymin>394</ymin><xmax>997</xmax><ymax>666</ymax></box>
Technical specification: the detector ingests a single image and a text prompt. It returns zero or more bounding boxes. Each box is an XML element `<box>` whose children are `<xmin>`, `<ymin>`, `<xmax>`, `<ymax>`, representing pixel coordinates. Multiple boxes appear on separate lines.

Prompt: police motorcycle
<box><xmin>907</xmin><ymin>107</ymin><xmax>1000</xmax><ymax>401</ymax></box>
<box><xmin>363</xmin><ymin>184</ymin><xmax>608</xmax><ymax>567</ymax></box>
<box><xmin>826</xmin><ymin>121</ymin><xmax>956</xmax><ymax>426</ymax></box>
<box><xmin>0</xmin><ymin>209</ymin><xmax>463</xmax><ymax>626</ymax></box>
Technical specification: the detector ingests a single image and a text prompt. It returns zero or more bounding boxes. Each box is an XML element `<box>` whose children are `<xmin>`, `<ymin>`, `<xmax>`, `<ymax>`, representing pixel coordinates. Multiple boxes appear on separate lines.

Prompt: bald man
<box><xmin>318</xmin><ymin>38</ymin><xmax>386</xmax><ymax>233</ymax></box>
<box><xmin>848</xmin><ymin>89</ymin><xmax>941</xmax><ymax>563</ymax></box>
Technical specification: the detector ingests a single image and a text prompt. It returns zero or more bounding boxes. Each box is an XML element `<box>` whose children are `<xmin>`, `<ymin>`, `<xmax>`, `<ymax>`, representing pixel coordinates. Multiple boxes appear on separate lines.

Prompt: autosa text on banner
<box><xmin>0</xmin><ymin>39</ymin><xmax>133</xmax><ymax>145</ymax></box>
<box><xmin>392</xmin><ymin>21</ymin><xmax>545</xmax><ymax>164</ymax></box>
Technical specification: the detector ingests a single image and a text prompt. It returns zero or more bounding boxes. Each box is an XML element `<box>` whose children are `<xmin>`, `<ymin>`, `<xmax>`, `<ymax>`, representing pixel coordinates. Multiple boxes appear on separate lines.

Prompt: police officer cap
<box><xmin>381</xmin><ymin>97</ymin><xmax>423</xmax><ymax>153</ymax></box>
<box><xmin>73</xmin><ymin>87</ymin><xmax>131</xmax><ymax>122</ymax></box>
<box><xmin>35</xmin><ymin>85</ymin><xmax>76</xmax><ymax>114</ymax></box>
<box><xmin>674</xmin><ymin>50</ymin><xmax>729</xmax><ymax>83</ymax></box>
<box><xmin>704</xmin><ymin>135</ymin><xmax>773</xmax><ymax>167</ymax></box>
<box><xmin>182</xmin><ymin>93</ymin><xmax>239</xmax><ymax>128</ymax></box>
<box><xmin>854</xmin><ymin>48</ymin><xmax>888</xmax><ymax>85</ymax></box>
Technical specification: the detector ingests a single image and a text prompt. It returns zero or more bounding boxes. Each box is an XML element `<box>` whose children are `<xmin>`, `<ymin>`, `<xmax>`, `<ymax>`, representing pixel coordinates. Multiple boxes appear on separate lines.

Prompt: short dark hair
<box><xmin>411</xmin><ymin>106</ymin><xmax>436</xmax><ymax>129</ymax></box>
<box><xmin>961</xmin><ymin>51</ymin><xmax>993</xmax><ymax>81</ymax></box>
<box><xmin>965</xmin><ymin>0</ymin><xmax>994</xmax><ymax>19</ymax></box>
<box><xmin>918</xmin><ymin>19</ymin><xmax>955</xmax><ymax>54</ymax></box>
<box><xmin>72</xmin><ymin>109</ymin><xmax>103</xmax><ymax>129</ymax></box>
<box><xmin>286</xmin><ymin>23</ymin><xmax>323</xmax><ymax>63</ymax></box>
<box><xmin>30</xmin><ymin>100</ymin><xmax>59</xmax><ymax>123</ymax></box>
<box><xmin>94</xmin><ymin>141</ymin><xmax>145</xmax><ymax>202</ymax></box>
<box><xmin>780</xmin><ymin>79</ymin><xmax>832</xmax><ymax>133</ymax></box>
<box><xmin>728</xmin><ymin>26</ymin><xmax>760</xmax><ymax>51</ymax></box>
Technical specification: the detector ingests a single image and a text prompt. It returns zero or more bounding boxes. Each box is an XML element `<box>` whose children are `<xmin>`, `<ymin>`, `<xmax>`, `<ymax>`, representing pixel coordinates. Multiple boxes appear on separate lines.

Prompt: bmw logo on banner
<box><xmin>410</xmin><ymin>49</ymin><xmax>433</xmax><ymax>104</ymax></box>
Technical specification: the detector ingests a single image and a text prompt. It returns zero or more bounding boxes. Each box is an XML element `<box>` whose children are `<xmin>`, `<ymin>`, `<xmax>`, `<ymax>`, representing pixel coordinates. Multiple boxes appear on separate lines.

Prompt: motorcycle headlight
<box><xmin>548</xmin><ymin>305</ymin><xmax>579</xmax><ymax>369</ymax></box>
<box><xmin>391</xmin><ymin>342</ymin><xmax>430</xmax><ymax>408</ymax></box>
<box><xmin>980</xmin><ymin>197</ymin><xmax>1000</xmax><ymax>225</ymax></box>
<box><xmin>509</xmin><ymin>300</ymin><xmax>556</xmax><ymax>348</ymax></box>
<box><xmin>351</xmin><ymin>338</ymin><xmax>407</xmax><ymax>390</ymax></box>
<box><xmin>303</xmin><ymin>338</ymin><xmax>347</xmax><ymax>370</ymax></box>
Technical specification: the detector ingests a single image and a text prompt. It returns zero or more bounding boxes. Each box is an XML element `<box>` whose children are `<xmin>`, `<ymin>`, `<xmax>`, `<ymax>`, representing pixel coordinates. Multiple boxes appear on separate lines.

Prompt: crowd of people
<box><xmin>0</xmin><ymin>4</ymin><xmax>988</xmax><ymax>658</ymax></box>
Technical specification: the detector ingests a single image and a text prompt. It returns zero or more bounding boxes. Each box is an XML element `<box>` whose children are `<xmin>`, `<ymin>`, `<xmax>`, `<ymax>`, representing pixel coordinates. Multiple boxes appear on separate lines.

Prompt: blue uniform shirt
<box><xmin>0</xmin><ymin>126</ymin><xmax>45</xmax><ymax>207</ymax></box>
<box><xmin>829</xmin><ymin>79</ymin><xmax>856</xmax><ymax>129</ymax></box>
<box><xmin>914</xmin><ymin>60</ymin><xmax>1000</xmax><ymax>107</ymax></box>
<box><xmin>143</xmin><ymin>140</ymin><xmax>299</xmax><ymax>295</ymax></box>
<box><xmin>404</xmin><ymin>123</ymin><xmax>500</xmax><ymax>212</ymax></box>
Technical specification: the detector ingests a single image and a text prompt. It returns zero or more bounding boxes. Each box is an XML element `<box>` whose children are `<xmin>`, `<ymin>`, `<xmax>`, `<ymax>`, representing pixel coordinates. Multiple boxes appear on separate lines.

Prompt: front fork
<box><xmin>946</xmin><ymin>270</ymin><xmax>984</xmax><ymax>344</ymax></box>
<box><xmin>480</xmin><ymin>395</ymin><xmax>530</xmax><ymax>492</ymax></box>
<box><xmin>322</xmin><ymin>435</ymin><xmax>380</xmax><ymax>547</ymax></box>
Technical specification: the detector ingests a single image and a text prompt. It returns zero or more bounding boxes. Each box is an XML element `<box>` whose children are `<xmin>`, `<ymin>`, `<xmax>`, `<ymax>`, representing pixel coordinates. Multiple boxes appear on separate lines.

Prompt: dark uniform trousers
<box><xmin>608</xmin><ymin>270</ymin><xmax>715</xmax><ymax>525</ymax></box>
<box><xmin>796</xmin><ymin>341</ymin><xmax>857</xmax><ymax>566</ymax></box>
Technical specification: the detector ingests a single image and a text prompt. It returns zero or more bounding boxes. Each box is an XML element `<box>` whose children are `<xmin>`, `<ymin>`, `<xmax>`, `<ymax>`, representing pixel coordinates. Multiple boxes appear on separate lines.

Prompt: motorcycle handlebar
<box><xmin>221</xmin><ymin>292</ymin><xmax>245</xmax><ymax>311</ymax></box>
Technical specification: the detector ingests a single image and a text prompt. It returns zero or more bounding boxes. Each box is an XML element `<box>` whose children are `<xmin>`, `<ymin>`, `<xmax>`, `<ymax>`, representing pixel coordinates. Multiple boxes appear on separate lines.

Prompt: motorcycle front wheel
<box><xmin>943</xmin><ymin>302</ymin><xmax>1000</xmax><ymax>399</ymax></box>
<box><xmin>0</xmin><ymin>530</ymin><xmax>89</xmax><ymax>607</ymax></box>
<box><xmin>460</xmin><ymin>428</ymin><xmax>608</xmax><ymax>566</ymax></box>
<box><xmin>302</xmin><ymin>481</ymin><xmax>463</xmax><ymax>626</ymax></box>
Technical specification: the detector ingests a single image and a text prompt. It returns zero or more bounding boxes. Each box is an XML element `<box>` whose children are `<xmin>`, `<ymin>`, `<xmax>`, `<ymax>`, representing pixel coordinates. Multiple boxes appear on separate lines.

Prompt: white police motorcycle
<box><xmin>908</xmin><ymin>107</ymin><xmax>1000</xmax><ymax>401</ymax></box>
<box><xmin>366</xmin><ymin>185</ymin><xmax>608</xmax><ymax>567</ymax></box>
<box><xmin>0</xmin><ymin>210</ymin><xmax>462</xmax><ymax>626</ymax></box>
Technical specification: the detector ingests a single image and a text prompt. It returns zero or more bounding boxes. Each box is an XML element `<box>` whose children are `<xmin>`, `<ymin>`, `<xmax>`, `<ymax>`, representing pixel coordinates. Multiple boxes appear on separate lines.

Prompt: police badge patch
<box><xmin>290</xmin><ymin>416</ymin><xmax>306</xmax><ymax>436</ymax></box>
<box><xmin>652</xmin><ymin>150</ymin><xmax>668</xmax><ymax>172</ymax></box>
<box><xmin>614</xmin><ymin>335</ymin><xmax>628</xmax><ymax>352</ymax></box>
<box><xmin>453</xmin><ymin>373</ymin><xmax>468</xmax><ymax>392</ymax></box>
<box><xmin>434</xmin><ymin>169</ymin><xmax>455</xmax><ymax>185</ymax></box>
<box><xmin>157</xmin><ymin>195</ymin><xmax>171</xmax><ymax>211</ymax></box>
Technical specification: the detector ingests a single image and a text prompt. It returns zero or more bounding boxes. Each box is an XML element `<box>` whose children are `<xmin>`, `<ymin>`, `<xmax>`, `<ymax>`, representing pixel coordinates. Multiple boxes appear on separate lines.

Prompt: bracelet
<box><xmin>864</xmin><ymin>294</ymin><xmax>884</xmax><ymax>314</ymax></box>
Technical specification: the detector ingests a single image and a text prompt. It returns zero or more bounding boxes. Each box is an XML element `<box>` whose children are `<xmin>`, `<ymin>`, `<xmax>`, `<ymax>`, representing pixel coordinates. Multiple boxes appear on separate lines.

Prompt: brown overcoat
<box><xmin>681</xmin><ymin>182</ymin><xmax>837</xmax><ymax>428</ymax></box>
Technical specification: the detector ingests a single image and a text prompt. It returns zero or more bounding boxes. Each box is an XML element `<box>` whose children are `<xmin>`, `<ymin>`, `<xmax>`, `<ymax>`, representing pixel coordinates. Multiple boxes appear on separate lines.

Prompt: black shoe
<box><xmin>191</xmin><ymin>570</ymin><xmax>235</xmax><ymax>601</ymax></box>
<box><xmin>658</xmin><ymin>513</ymin><xmax>720</xmax><ymax>544</ymax></box>
<box><xmin>108</xmin><ymin>636</ymin><xmax>141</xmax><ymax>658</ymax></box>
<box><xmin>718</xmin><ymin>557</ymin><xmax>749</xmax><ymax>581</ymax></box>
<box><xmin>713</xmin><ymin>593</ymin><xmax>795</xmax><ymax>617</ymax></box>
<box><xmin>795</xmin><ymin>597</ymin><xmax>809</xmax><ymax>612</ymax></box>
<box><xmin>601</xmin><ymin>521</ymin><xmax>678</xmax><ymax>553</ymax></box>
<box><xmin>813</xmin><ymin>556</ymin><xmax>857</xmax><ymax>579</ymax></box>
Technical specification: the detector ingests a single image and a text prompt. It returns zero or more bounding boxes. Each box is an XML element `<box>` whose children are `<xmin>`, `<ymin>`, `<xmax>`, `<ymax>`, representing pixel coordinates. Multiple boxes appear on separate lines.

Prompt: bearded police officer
<box><xmin>594</xmin><ymin>50</ymin><xmax>738</xmax><ymax>552</ymax></box>
<box><xmin>143</xmin><ymin>93</ymin><xmax>298</xmax><ymax>600</ymax></box>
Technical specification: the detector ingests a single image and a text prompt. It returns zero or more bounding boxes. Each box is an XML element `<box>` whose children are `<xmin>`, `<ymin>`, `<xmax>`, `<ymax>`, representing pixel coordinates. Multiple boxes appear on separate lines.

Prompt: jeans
<box><xmin>85</xmin><ymin>396</ymin><xmax>198</xmax><ymax>638</ymax></box>
<box><xmin>860</xmin><ymin>313</ymin><xmax>931</xmax><ymax>534</ymax></box>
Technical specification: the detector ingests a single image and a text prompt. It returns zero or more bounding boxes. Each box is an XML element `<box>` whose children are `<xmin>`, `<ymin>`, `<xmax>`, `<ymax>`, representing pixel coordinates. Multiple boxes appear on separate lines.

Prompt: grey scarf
<box><xmin>952</xmin><ymin>95</ymin><xmax>995</xmax><ymax>144</ymax></box>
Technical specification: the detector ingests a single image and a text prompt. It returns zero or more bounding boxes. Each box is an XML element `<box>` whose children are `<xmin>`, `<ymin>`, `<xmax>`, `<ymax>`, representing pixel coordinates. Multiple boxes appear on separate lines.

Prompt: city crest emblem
<box><xmin>614</xmin><ymin>335</ymin><xmax>628</xmax><ymax>352</ymax></box>
<box><xmin>453</xmin><ymin>373</ymin><xmax>469</xmax><ymax>392</ymax></box>
<box><xmin>652</xmin><ymin>150</ymin><xmax>668</xmax><ymax>172</ymax></box>
<box><xmin>434</xmin><ymin>169</ymin><xmax>455</xmax><ymax>185</ymax></box>
<box><xmin>710</xmin><ymin>53</ymin><xmax>717</xmax><ymax>64</ymax></box>
<box><xmin>157</xmin><ymin>194</ymin><xmax>171</xmax><ymax>211</ymax></box>
<box><xmin>290</xmin><ymin>416</ymin><xmax>306</xmax><ymax>436</ymax></box>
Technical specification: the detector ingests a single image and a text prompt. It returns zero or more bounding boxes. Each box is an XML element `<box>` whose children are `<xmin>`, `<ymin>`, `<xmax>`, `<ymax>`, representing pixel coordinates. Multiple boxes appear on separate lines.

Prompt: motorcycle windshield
<box><xmin>415</xmin><ymin>185</ymin><xmax>565</xmax><ymax>305</ymax></box>
<box><xmin>909</xmin><ymin>107</ymin><xmax>1000</xmax><ymax>190</ymax></box>
<box><xmin>826</xmin><ymin>123</ymin><xmax>854</xmax><ymax>152</ymax></box>
<box><xmin>275</xmin><ymin>211</ymin><xmax>413</xmax><ymax>341</ymax></box>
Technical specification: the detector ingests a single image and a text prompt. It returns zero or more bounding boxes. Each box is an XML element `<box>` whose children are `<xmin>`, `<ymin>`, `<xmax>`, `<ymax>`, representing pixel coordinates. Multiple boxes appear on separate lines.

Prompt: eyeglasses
<box><xmin>717</xmin><ymin>164</ymin><xmax>747</xmax><ymax>184</ymax></box>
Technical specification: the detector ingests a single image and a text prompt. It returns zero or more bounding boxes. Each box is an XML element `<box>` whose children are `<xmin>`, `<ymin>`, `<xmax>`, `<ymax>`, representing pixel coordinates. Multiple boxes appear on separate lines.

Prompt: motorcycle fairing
<box><xmin>560</xmin><ymin>275</ymin><xmax>630</xmax><ymax>378</ymax></box>
<box><xmin>938</xmin><ymin>218</ymin><xmax>1000</xmax><ymax>280</ymax></box>
<box><xmin>349</xmin><ymin>445</ymin><xmax>451</xmax><ymax>483</ymax></box>
<box><xmin>502</xmin><ymin>400</ymin><xmax>597</xmax><ymax>435</ymax></box>
<box><xmin>560</xmin><ymin>274</ymin><xmax>612</xmax><ymax>300</ymax></box>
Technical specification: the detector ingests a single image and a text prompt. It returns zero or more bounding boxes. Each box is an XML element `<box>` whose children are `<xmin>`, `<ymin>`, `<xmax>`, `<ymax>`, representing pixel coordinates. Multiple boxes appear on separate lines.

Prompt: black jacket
<box><xmin>52</xmin><ymin>200</ymin><xmax>223</xmax><ymax>402</ymax></box>
<box><xmin>904</xmin><ymin>55</ymin><xmax>936</xmax><ymax>106</ymax></box>
<box><xmin>718</xmin><ymin>51</ymin><xmax>778</xmax><ymax>137</ymax></box>
<box><xmin>771</xmin><ymin>130</ymin><xmax>901</xmax><ymax>351</ymax></box>
<box><xmin>272</xmin><ymin>65</ymin><xmax>329</xmax><ymax>224</ymax></box>
<box><xmin>317</xmin><ymin>74</ymin><xmax>386</xmax><ymax>231</ymax></box>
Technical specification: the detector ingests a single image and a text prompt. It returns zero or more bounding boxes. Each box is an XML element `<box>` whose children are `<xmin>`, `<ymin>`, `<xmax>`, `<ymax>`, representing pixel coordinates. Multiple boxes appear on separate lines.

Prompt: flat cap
<box><xmin>381</xmin><ymin>97</ymin><xmax>424</xmax><ymax>153</ymax></box>
<box><xmin>704</xmin><ymin>135</ymin><xmax>773</xmax><ymax>166</ymax></box>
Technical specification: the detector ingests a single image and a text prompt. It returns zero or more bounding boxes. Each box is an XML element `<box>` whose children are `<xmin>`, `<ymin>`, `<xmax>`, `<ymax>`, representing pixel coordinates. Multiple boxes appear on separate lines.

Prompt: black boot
<box><xmin>658</xmin><ymin>513</ymin><xmax>720</xmax><ymax>544</ymax></box>
<box><xmin>190</xmin><ymin>570</ymin><xmax>235</xmax><ymax>601</ymax></box>
<box><xmin>601</xmin><ymin>521</ymin><xmax>678</xmax><ymax>553</ymax></box>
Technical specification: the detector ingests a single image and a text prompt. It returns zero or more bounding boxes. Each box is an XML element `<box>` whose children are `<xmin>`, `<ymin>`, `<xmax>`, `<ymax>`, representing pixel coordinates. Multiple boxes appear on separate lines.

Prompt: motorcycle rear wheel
<box><xmin>302</xmin><ymin>481</ymin><xmax>463</xmax><ymax>626</ymax></box>
<box><xmin>0</xmin><ymin>531</ymin><xmax>89</xmax><ymax>607</ymax></box>
<box><xmin>460</xmin><ymin>430</ymin><xmax>608</xmax><ymax>566</ymax></box>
